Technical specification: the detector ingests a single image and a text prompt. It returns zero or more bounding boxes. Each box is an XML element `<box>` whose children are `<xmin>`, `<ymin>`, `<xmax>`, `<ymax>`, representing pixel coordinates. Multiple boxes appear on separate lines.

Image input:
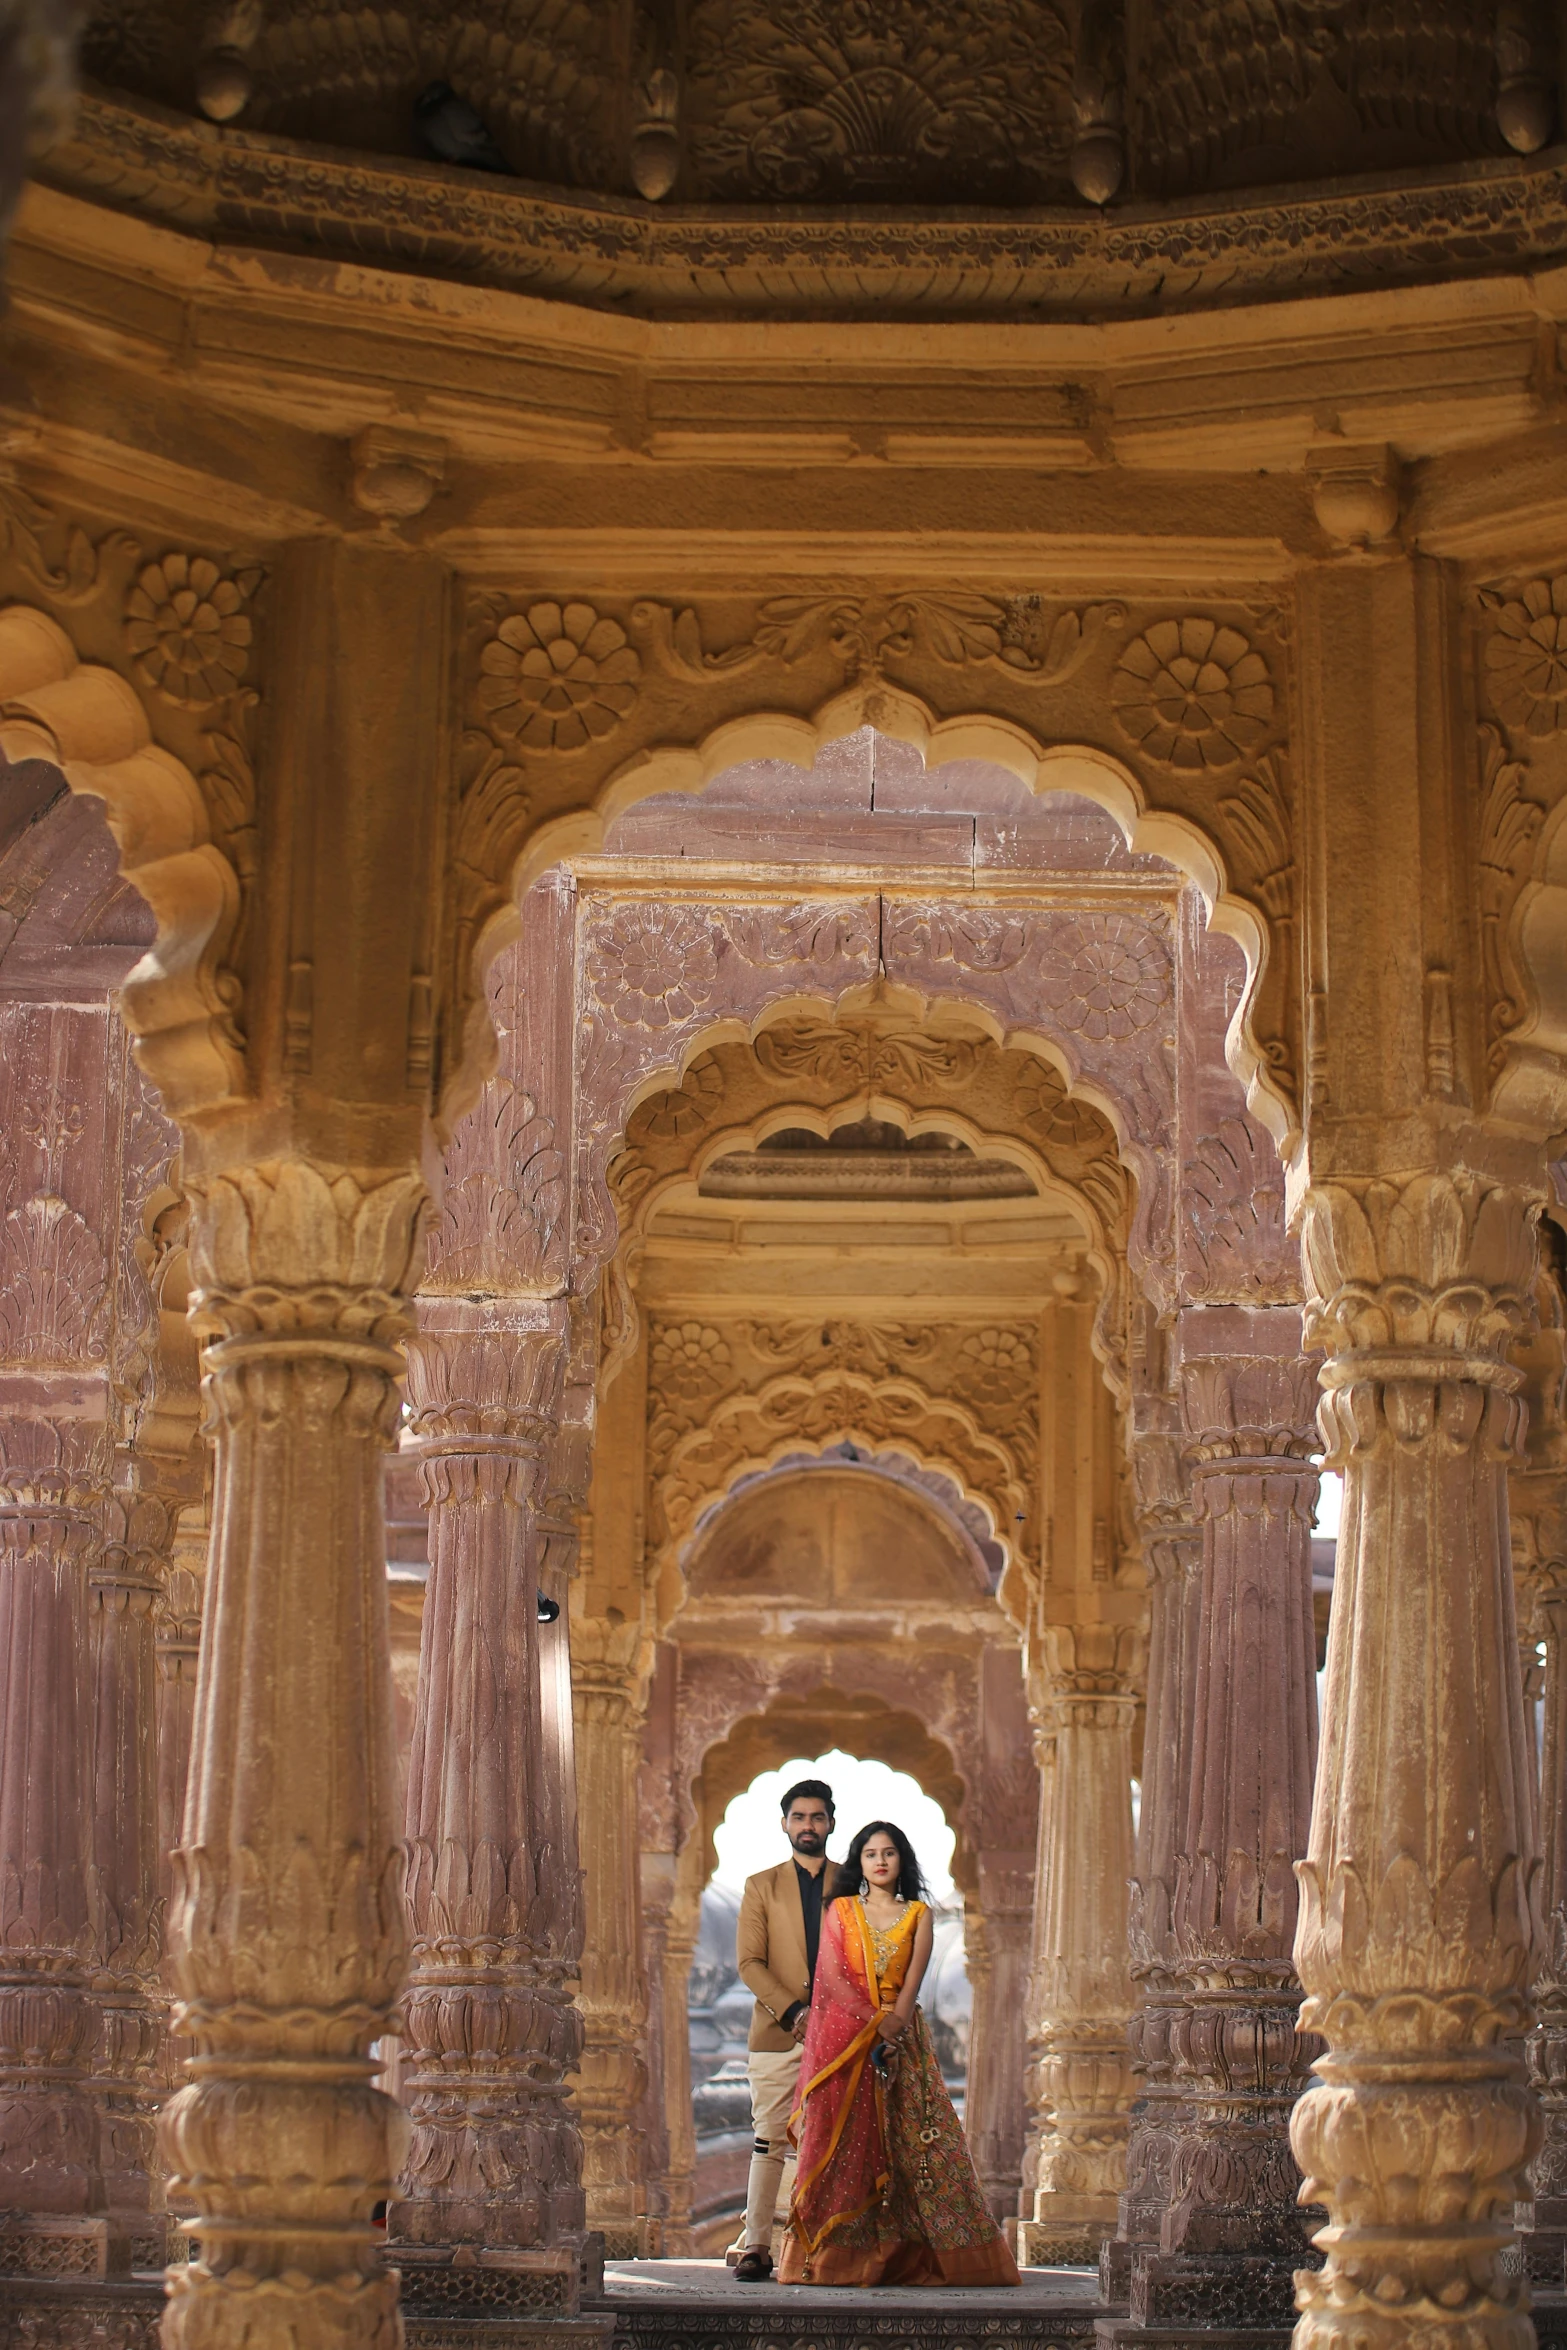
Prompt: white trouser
<box><xmin>742</xmin><ymin>2046</ymin><xmax>802</xmax><ymax>2250</ymax></box>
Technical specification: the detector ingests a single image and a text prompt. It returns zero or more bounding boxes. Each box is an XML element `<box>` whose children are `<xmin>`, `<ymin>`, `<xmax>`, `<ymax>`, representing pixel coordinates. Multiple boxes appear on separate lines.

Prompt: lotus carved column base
<box><xmin>1016</xmin><ymin>2031</ymin><xmax>1134</xmax><ymax>2267</ymax></box>
<box><xmin>391</xmin><ymin>1959</ymin><xmax>591</xmax><ymax>2318</ymax></box>
<box><xmin>1099</xmin><ymin>1988</ymin><xmax>1185</xmax><ymax>2305</ymax></box>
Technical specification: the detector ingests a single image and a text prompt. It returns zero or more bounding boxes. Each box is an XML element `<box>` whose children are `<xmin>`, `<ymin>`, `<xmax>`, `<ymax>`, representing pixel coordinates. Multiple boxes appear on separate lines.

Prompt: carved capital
<box><xmin>186</xmin><ymin>1160</ymin><xmax>428</xmax><ymax>1343</ymax></box>
<box><xmin>1042</xmin><ymin>1620</ymin><xmax>1145</xmax><ymax>1702</ymax></box>
<box><xmin>404</xmin><ymin>1311</ymin><xmax>567</xmax><ymax>1511</ymax></box>
<box><xmin>1181</xmin><ymin>1349</ymin><xmax>1320</xmax><ymax>1464</ymax></box>
<box><xmin>1301</xmin><ymin>1174</ymin><xmax>1540</xmax><ymax>1370</ymax></box>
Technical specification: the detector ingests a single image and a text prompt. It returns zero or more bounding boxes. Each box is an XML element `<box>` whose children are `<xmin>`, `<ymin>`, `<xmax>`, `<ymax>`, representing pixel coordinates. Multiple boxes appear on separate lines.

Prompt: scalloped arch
<box><xmin>0</xmin><ymin>602</ymin><xmax>246</xmax><ymax>1117</ymax></box>
<box><xmin>650</xmin><ymin>1365</ymin><xmax>1031</xmax><ymax>1636</ymax></box>
<box><xmin>470</xmin><ymin>685</ymin><xmax>1292</xmax><ymax>1156</ymax></box>
<box><xmin>579</xmin><ymin>944</ymin><xmax>1174</xmax><ymax>1321</ymax></box>
<box><xmin>607</xmin><ymin>1082</ymin><xmax>1124</xmax><ymax>1405</ymax></box>
<box><xmin>692</xmin><ymin>1690</ymin><xmax>974</xmax><ymax>1895</ymax></box>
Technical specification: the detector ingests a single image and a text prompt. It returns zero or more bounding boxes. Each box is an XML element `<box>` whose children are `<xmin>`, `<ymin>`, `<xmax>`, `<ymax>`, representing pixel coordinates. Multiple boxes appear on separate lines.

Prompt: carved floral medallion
<box><xmin>586</xmin><ymin>905</ymin><xmax>719</xmax><ymax>1030</ymax></box>
<box><xmin>1484</xmin><ymin>576</ymin><xmax>1567</xmax><ymax>738</ymax></box>
<box><xmin>478</xmin><ymin>601</ymin><xmax>642</xmax><ymax>751</ymax></box>
<box><xmin>123</xmin><ymin>554</ymin><xmax>255</xmax><ymax>708</ymax></box>
<box><xmin>1111</xmin><ymin>618</ymin><xmax>1274</xmax><ymax>770</ymax></box>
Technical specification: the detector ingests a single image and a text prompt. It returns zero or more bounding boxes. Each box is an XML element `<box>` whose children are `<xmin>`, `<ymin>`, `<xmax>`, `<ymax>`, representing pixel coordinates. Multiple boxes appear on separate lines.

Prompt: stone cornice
<box><xmin>42</xmin><ymin>90</ymin><xmax>1567</xmax><ymax>328</ymax></box>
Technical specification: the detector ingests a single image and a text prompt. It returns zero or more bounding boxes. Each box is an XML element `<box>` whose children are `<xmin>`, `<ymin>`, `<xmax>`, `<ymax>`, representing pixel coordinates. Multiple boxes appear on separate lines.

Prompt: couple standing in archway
<box><xmin>731</xmin><ymin>1779</ymin><xmax>1020</xmax><ymax>2288</ymax></box>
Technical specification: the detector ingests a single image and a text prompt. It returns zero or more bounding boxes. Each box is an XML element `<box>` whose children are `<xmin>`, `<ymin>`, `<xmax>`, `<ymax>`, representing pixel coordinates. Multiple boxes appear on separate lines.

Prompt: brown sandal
<box><xmin>733</xmin><ymin>2249</ymin><xmax>774</xmax><ymax>2282</ymax></box>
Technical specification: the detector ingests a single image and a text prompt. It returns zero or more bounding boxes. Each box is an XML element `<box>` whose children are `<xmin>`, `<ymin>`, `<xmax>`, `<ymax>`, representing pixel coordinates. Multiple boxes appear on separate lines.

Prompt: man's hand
<box><xmin>791</xmin><ymin>2011</ymin><xmax>809</xmax><ymax>2044</ymax></box>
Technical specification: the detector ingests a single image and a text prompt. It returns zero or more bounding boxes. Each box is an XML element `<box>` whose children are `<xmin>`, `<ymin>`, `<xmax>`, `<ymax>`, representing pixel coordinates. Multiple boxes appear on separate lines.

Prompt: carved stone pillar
<box><xmin>1102</xmin><ymin>1429</ymin><xmax>1203</xmax><ymax>2305</ymax></box>
<box><xmin>0</xmin><ymin>1403</ymin><xmax>106</xmax><ymax>2271</ymax></box>
<box><xmin>88</xmin><ymin>1455</ymin><xmax>192</xmax><ymax>2267</ymax></box>
<box><xmin>1019</xmin><ymin>1708</ymin><xmax>1057</xmax><ymax>2223</ymax></box>
<box><xmin>1508</xmin><ymin>1260</ymin><xmax>1567</xmax><ymax>2293</ymax></box>
<box><xmin>1524</xmin><ymin>1560</ymin><xmax>1567</xmax><ymax>2294</ymax></box>
<box><xmin>156</xmin><ymin>1487</ymin><xmax>208</xmax><ymax>1919</ymax></box>
<box><xmin>387</xmin><ymin>1304</ymin><xmax>588</xmax><ymax>2316</ymax></box>
<box><xmin>155</xmin><ymin>1479</ymin><xmax>206</xmax><ymax>2248</ymax></box>
<box><xmin>574</xmin><ymin>1615</ymin><xmax>652</xmax><ymax>2258</ymax></box>
<box><xmin>1018</xmin><ymin>1624</ymin><xmax>1141</xmax><ymax>2267</ymax></box>
<box><xmin>639</xmin><ymin>1861</ymin><xmax>698</xmax><ymax>2257</ymax></box>
<box><xmin>1290</xmin><ymin>1174</ymin><xmax>1542</xmax><ymax>2350</ymax></box>
<box><xmin>158</xmin><ymin>1163</ymin><xmax>421</xmax><ymax>2350</ymax></box>
<box><xmin>967</xmin><ymin>1859</ymin><xmax>1034</xmax><ymax>2219</ymax></box>
<box><xmin>1122</xmin><ymin>1311</ymin><xmax>1321</xmax><ymax>2338</ymax></box>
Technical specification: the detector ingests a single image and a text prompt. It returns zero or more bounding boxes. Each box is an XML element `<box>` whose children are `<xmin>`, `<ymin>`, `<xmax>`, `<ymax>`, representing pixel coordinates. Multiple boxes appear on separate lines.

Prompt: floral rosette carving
<box><xmin>649</xmin><ymin>1320</ymin><xmax>733</xmax><ymax>1413</ymax></box>
<box><xmin>1040</xmin><ymin>915</ymin><xmax>1169</xmax><ymax>1043</ymax></box>
<box><xmin>124</xmin><ymin>553</ymin><xmax>256</xmax><ymax>708</ymax></box>
<box><xmin>586</xmin><ymin>904</ymin><xmax>719</xmax><ymax>1031</ymax></box>
<box><xmin>478</xmin><ymin>600</ymin><xmax>641</xmax><ymax>751</ymax></box>
<box><xmin>1111</xmin><ymin>617</ymin><xmax>1274</xmax><ymax>770</ymax></box>
<box><xmin>1483</xmin><ymin>575</ymin><xmax>1567</xmax><ymax>737</ymax></box>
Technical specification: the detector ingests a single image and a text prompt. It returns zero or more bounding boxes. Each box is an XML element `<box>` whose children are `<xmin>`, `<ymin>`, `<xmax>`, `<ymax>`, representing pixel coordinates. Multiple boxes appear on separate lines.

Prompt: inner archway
<box><xmin>689</xmin><ymin>1749</ymin><xmax>967</xmax><ymax>2256</ymax></box>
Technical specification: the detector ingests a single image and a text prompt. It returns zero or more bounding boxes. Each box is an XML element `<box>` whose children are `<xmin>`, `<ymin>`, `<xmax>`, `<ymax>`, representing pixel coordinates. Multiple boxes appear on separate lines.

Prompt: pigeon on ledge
<box><xmin>414</xmin><ymin>82</ymin><xmax>509</xmax><ymax>173</ymax></box>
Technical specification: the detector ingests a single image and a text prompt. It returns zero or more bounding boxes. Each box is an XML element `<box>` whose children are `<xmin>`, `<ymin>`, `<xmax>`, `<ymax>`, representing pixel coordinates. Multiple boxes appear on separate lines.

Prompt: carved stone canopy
<box><xmin>59</xmin><ymin>1</ymin><xmax>1559</xmax><ymax>320</ymax></box>
<box><xmin>77</xmin><ymin>0</ymin><xmax>1515</xmax><ymax>207</ymax></box>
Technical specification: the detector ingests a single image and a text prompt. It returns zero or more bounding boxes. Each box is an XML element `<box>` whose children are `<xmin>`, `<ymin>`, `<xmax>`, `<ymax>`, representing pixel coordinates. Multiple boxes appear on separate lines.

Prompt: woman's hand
<box><xmin>876</xmin><ymin>2009</ymin><xmax>908</xmax><ymax>2043</ymax></box>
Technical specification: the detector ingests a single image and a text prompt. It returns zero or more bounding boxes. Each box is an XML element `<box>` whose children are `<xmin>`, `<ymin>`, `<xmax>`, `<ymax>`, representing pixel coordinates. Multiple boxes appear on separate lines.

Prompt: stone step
<box><xmin>598</xmin><ymin>2257</ymin><xmax>1101</xmax><ymax>2350</ymax></box>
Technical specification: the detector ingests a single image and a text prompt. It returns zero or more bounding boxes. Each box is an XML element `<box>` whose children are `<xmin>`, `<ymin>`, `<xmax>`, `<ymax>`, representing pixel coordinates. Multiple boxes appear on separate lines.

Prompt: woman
<box><xmin>777</xmin><ymin>1821</ymin><xmax>1021</xmax><ymax>2288</ymax></box>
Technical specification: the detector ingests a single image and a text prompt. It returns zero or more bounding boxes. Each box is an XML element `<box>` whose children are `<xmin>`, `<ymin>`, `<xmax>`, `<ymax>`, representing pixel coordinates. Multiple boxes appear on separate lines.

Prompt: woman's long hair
<box><xmin>830</xmin><ymin>1820</ymin><xmax>928</xmax><ymax>1906</ymax></box>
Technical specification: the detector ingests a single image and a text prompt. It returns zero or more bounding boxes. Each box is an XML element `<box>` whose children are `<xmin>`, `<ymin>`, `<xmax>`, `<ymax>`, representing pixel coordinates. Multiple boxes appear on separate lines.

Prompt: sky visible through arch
<box><xmin>711</xmin><ymin>1751</ymin><xmax>958</xmax><ymax>1900</ymax></box>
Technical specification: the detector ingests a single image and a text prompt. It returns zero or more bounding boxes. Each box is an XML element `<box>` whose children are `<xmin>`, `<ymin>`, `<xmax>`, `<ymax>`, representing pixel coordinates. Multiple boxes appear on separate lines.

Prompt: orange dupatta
<box><xmin>787</xmin><ymin>1894</ymin><xmax>923</xmax><ymax>2259</ymax></box>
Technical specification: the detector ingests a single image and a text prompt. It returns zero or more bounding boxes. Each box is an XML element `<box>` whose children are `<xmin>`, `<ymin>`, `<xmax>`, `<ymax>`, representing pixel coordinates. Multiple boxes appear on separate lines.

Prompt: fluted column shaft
<box><xmin>1290</xmin><ymin>1175</ymin><xmax>1541</xmax><ymax>2350</ymax></box>
<box><xmin>1129</xmin><ymin>1314</ymin><xmax>1322</xmax><ymax>2333</ymax></box>
<box><xmin>573</xmin><ymin>1626</ymin><xmax>651</xmax><ymax>2257</ymax></box>
<box><xmin>89</xmin><ymin>1461</ymin><xmax>191</xmax><ymax>2262</ymax></box>
<box><xmin>387</xmin><ymin>1309</ymin><xmax>585</xmax><ymax>2310</ymax></box>
<box><xmin>1507</xmin><ymin>1298</ymin><xmax>1567</xmax><ymax>2292</ymax></box>
<box><xmin>1104</xmin><ymin>1440</ymin><xmax>1204</xmax><ymax>2304</ymax></box>
<box><xmin>639</xmin><ymin>1867</ymin><xmax>698</xmax><ymax>2257</ymax></box>
<box><xmin>158</xmin><ymin>1165</ymin><xmax>421</xmax><ymax>2350</ymax></box>
<box><xmin>156</xmin><ymin>1492</ymin><xmax>208</xmax><ymax>1922</ymax></box>
<box><xmin>0</xmin><ymin>1412</ymin><xmax>102</xmax><ymax>2252</ymax></box>
<box><xmin>968</xmin><ymin>1863</ymin><xmax>1032</xmax><ymax>2218</ymax></box>
<box><xmin>1019</xmin><ymin>1625</ymin><xmax>1140</xmax><ymax>2265</ymax></box>
<box><xmin>1524</xmin><ymin>1572</ymin><xmax>1567</xmax><ymax>2289</ymax></box>
<box><xmin>1020</xmin><ymin>1713</ymin><xmax>1058</xmax><ymax>2219</ymax></box>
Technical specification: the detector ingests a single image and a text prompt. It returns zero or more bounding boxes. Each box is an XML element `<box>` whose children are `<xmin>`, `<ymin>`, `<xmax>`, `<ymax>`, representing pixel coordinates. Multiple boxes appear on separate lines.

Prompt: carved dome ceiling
<box><xmin>53</xmin><ymin>0</ymin><xmax>1567</xmax><ymax>316</ymax></box>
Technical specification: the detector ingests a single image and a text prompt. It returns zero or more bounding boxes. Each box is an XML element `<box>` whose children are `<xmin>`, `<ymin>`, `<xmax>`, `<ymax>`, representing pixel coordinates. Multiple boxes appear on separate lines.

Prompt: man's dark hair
<box><xmin>780</xmin><ymin>1778</ymin><xmax>835</xmax><ymax>1818</ymax></box>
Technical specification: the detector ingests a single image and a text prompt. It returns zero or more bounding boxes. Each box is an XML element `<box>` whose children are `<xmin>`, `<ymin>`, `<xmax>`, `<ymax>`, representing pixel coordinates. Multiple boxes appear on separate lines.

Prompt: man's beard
<box><xmin>790</xmin><ymin>1831</ymin><xmax>824</xmax><ymax>1852</ymax></box>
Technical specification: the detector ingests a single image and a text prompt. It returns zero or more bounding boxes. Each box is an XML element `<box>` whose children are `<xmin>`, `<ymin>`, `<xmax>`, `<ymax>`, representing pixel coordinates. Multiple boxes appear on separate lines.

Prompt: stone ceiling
<box><xmin>52</xmin><ymin>1</ymin><xmax>1567</xmax><ymax>319</ymax></box>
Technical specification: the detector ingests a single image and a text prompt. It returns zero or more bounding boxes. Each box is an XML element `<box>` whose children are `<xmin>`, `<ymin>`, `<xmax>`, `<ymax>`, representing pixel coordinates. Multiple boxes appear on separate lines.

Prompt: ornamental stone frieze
<box><xmin>1471</xmin><ymin>573</ymin><xmax>1567</xmax><ymax>1132</ymax></box>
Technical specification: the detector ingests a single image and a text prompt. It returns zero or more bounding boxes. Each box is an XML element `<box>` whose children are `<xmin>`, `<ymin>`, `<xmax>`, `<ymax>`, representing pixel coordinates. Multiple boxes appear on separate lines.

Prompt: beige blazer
<box><xmin>737</xmin><ymin>1857</ymin><xmax>825</xmax><ymax>2053</ymax></box>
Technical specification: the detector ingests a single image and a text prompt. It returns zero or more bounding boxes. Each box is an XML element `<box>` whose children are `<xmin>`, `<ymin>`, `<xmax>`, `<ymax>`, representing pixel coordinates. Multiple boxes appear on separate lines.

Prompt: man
<box><xmin>730</xmin><ymin>1779</ymin><xmax>834</xmax><ymax>2281</ymax></box>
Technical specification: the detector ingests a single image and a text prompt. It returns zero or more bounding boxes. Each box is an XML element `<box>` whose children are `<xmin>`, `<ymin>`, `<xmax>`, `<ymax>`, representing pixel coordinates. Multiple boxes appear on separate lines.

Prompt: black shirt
<box><xmin>783</xmin><ymin>1860</ymin><xmax>826</xmax><ymax>2028</ymax></box>
<box><xmin>795</xmin><ymin>1859</ymin><xmax>825</xmax><ymax>1983</ymax></box>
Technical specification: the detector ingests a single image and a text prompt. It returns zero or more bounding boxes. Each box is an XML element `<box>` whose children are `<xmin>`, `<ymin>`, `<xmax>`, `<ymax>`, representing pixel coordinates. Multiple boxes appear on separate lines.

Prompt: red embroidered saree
<box><xmin>777</xmin><ymin>1895</ymin><xmax>1019</xmax><ymax>2288</ymax></box>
